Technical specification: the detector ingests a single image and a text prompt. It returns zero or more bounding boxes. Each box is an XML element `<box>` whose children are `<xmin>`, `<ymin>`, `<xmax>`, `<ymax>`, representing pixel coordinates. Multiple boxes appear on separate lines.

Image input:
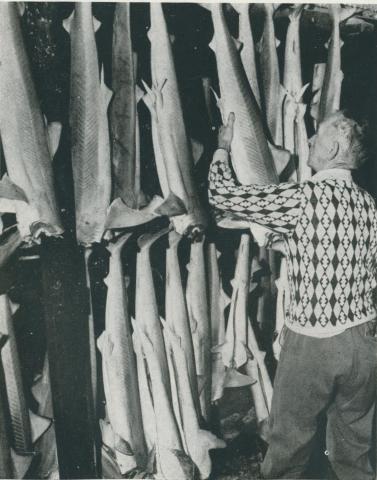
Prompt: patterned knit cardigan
<box><xmin>208</xmin><ymin>149</ymin><xmax>377</xmax><ymax>336</ymax></box>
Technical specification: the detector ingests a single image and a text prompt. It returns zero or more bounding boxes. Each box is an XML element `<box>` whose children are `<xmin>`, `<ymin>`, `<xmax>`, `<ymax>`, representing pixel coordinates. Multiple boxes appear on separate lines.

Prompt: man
<box><xmin>208</xmin><ymin>110</ymin><xmax>377</xmax><ymax>480</ymax></box>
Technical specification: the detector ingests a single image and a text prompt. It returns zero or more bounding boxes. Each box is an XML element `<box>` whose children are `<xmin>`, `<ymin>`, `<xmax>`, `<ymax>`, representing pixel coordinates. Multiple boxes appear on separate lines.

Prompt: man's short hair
<box><xmin>327</xmin><ymin>111</ymin><xmax>369</xmax><ymax>169</ymax></box>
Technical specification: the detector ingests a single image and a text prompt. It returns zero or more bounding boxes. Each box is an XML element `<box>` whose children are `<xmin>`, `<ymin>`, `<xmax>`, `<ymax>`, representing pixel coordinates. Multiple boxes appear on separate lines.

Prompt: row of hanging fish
<box><xmin>98</xmin><ymin>229</ymin><xmax>228</xmax><ymax>479</ymax></box>
<box><xmin>0</xmin><ymin>1</ymin><xmax>360</xmax><ymax>272</ymax></box>
<box><xmin>201</xmin><ymin>2</ymin><xmax>356</xmax><ymax>361</ymax></box>
<box><xmin>98</xmin><ymin>224</ymin><xmax>279</xmax><ymax>477</ymax></box>
<box><xmin>0</xmin><ymin>2</ymin><xmax>358</xmax><ymax>478</ymax></box>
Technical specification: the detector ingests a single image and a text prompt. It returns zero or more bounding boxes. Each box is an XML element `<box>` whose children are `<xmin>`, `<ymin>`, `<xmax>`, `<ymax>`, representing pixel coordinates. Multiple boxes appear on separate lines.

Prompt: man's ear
<box><xmin>328</xmin><ymin>140</ymin><xmax>340</xmax><ymax>161</ymax></box>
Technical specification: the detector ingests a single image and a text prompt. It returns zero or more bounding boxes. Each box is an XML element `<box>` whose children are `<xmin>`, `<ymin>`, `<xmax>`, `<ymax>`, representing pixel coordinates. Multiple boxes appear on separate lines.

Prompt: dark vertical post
<box><xmin>40</xmin><ymin>236</ymin><xmax>98</xmax><ymax>478</ymax></box>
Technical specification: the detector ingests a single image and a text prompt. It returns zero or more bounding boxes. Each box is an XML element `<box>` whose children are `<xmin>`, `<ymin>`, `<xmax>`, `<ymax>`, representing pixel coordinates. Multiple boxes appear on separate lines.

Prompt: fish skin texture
<box><xmin>0</xmin><ymin>3</ymin><xmax>63</xmax><ymax>238</ymax></box>
<box><xmin>67</xmin><ymin>3</ymin><xmax>111</xmax><ymax>245</ymax></box>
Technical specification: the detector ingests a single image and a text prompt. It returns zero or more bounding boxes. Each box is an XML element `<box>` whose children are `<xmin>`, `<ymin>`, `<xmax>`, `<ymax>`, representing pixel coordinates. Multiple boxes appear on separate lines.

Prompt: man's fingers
<box><xmin>227</xmin><ymin>112</ymin><xmax>235</xmax><ymax>127</ymax></box>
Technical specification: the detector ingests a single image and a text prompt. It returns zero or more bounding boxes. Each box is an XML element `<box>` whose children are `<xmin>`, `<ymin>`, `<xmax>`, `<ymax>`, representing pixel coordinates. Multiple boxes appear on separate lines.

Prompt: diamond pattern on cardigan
<box><xmin>208</xmin><ymin>150</ymin><xmax>377</xmax><ymax>332</ymax></box>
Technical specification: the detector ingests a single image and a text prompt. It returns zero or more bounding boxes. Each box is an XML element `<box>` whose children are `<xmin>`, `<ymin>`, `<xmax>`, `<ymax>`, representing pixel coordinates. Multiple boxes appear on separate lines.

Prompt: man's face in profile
<box><xmin>307</xmin><ymin>117</ymin><xmax>338</xmax><ymax>172</ymax></box>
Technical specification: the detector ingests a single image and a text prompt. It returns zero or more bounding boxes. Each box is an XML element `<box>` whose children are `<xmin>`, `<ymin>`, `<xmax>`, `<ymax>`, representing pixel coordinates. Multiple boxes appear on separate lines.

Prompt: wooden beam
<box><xmin>225</xmin><ymin>4</ymin><xmax>377</xmax><ymax>36</ymax></box>
<box><xmin>274</xmin><ymin>5</ymin><xmax>376</xmax><ymax>35</ymax></box>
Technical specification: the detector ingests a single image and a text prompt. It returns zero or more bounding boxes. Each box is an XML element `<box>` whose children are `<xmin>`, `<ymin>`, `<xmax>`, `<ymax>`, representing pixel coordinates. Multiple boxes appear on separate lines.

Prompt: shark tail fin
<box><xmin>268</xmin><ymin>142</ymin><xmax>293</xmax><ymax>178</ymax></box>
<box><xmin>137</xmin><ymin>227</ymin><xmax>171</xmax><ymax>251</ymax></box>
<box><xmin>106</xmin><ymin>232</ymin><xmax>133</xmax><ymax>255</ymax></box>
<box><xmin>223</xmin><ymin>368</ymin><xmax>256</xmax><ymax>388</ymax></box>
<box><xmin>153</xmin><ymin>192</ymin><xmax>187</xmax><ymax>217</ymax></box>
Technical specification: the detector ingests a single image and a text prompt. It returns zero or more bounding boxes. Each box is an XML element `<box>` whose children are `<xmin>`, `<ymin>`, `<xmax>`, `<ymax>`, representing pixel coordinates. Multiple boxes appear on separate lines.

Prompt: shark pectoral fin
<box><xmin>146</xmin><ymin>26</ymin><xmax>152</xmax><ymax>42</ymax></box>
<box><xmin>8</xmin><ymin>299</ymin><xmax>20</xmax><ymax>315</ymax></box>
<box><xmin>115</xmin><ymin>435</ymin><xmax>134</xmax><ymax>456</ymax></box>
<box><xmin>47</xmin><ymin>122</ymin><xmax>62</xmax><ymax>158</ymax></box>
<box><xmin>190</xmin><ymin>138</ymin><xmax>204</xmax><ymax>164</ymax></box>
<box><xmin>114</xmin><ymin>436</ymin><xmax>138</xmax><ymax>475</ymax></box>
<box><xmin>29</xmin><ymin>409</ymin><xmax>52</xmax><ymax>444</ymax></box>
<box><xmin>268</xmin><ymin>142</ymin><xmax>292</xmax><ymax>178</ymax></box>
<box><xmin>100</xmin><ymin>69</ymin><xmax>113</xmax><ymax>106</ymax></box>
<box><xmin>224</xmin><ymin>368</ymin><xmax>256</xmax><ymax>388</ymax></box>
<box><xmin>209</xmin><ymin>86</ymin><xmax>225</xmax><ymax>122</ymax></box>
<box><xmin>0</xmin><ymin>174</ymin><xmax>28</xmax><ymax>203</ymax></box>
<box><xmin>135</xmin><ymin>85</ymin><xmax>145</xmax><ymax>103</ymax></box>
<box><xmin>97</xmin><ymin>330</ymin><xmax>110</xmax><ymax>354</ymax></box>
<box><xmin>220</xmin><ymin>288</ymin><xmax>231</xmax><ymax>309</ymax></box>
<box><xmin>249</xmin><ymin>281</ymin><xmax>258</xmax><ymax>293</ymax></box>
<box><xmin>93</xmin><ymin>16</ymin><xmax>101</xmax><ymax>33</ymax></box>
<box><xmin>11</xmin><ymin>449</ymin><xmax>33</xmax><ymax>479</ymax></box>
<box><xmin>62</xmin><ymin>10</ymin><xmax>74</xmax><ymax>34</ymax></box>
<box><xmin>141</xmin><ymin>80</ymin><xmax>155</xmax><ymax>114</ymax></box>
<box><xmin>251</xmin><ymin>255</ymin><xmax>263</xmax><ymax>276</ymax></box>
<box><xmin>168</xmin><ymin>448</ymin><xmax>197</xmax><ymax>479</ymax></box>
<box><xmin>153</xmin><ymin>192</ymin><xmax>187</xmax><ymax>217</ymax></box>
<box><xmin>105</xmin><ymin>198</ymin><xmax>154</xmax><ymax>229</ymax></box>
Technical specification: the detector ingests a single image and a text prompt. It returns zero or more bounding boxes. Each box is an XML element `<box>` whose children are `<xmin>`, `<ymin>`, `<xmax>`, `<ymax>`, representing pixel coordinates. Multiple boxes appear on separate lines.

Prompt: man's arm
<box><xmin>208</xmin><ymin>113</ymin><xmax>305</xmax><ymax>235</ymax></box>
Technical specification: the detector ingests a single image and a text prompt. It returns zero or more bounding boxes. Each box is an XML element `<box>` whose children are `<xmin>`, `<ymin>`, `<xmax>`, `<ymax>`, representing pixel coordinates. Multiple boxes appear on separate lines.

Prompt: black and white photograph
<box><xmin>0</xmin><ymin>1</ymin><xmax>376</xmax><ymax>479</ymax></box>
